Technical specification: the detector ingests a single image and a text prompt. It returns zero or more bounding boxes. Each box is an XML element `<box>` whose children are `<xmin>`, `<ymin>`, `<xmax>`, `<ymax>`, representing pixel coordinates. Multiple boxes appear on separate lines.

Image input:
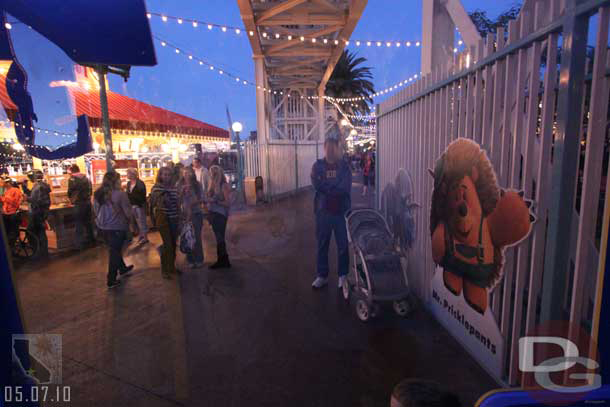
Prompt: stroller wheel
<box><xmin>342</xmin><ymin>278</ymin><xmax>350</xmax><ymax>301</ymax></box>
<box><xmin>393</xmin><ymin>299</ymin><xmax>411</xmax><ymax>317</ymax></box>
<box><xmin>356</xmin><ymin>299</ymin><xmax>371</xmax><ymax>322</ymax></box>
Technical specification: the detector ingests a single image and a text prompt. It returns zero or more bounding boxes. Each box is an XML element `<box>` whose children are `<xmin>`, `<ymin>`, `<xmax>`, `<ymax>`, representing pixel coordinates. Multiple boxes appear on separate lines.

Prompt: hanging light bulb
<box><xmin>287</xmin><ymin>35</ymin><xmax>292</xmax><ymax>40</ymax></box>
<box><xmin>249</xmin><ymin>30</ymin><xmax>254</xmax><ymax>36</ymax></box>
<box><xmin>311</xmin><ymin>38</ymin><xmax>316</xmax><ymax>43</ymax></box>
<box><xmin>177</xmin><ymin>18</ymin><xmax>183</xmax><ymax>24</ymax></box>
<box><xmin>146</xmin><ymin>13</ymin><xmax>151</xmax><ymax>19</ymax></box>
<box><xmin>207</xmin><ymin>24</ymin><xmax>213</xmax><ymax>30</ymax></box>
<box><xmin>300</xmin><ymin>36</ymin><xmax>305</xmax><ymax>41</ymax></box>
<box><xmin>323</xmin><ymin>38</ymin><xmax>328</xmax><ymax>44</ymax></box>
<box><xmin>221</xmin><ymin>26</ymin><xmax>227</xmax><ymax>32</ymax></box>
<box><xmin>161</xmin><ymin>15</ymin><xmax>168</xmax><ymax>22</ymax></box>
<box><xmin>367</xmin><ymin>41</ymin><xmax>371</xmax><ymax>46</ymax></box>
<box><xmin>235</xmin><ymin>28</ymin><xmax>241</xmax><ymax>34</ymax></box>
<box><xmin>275</xmin><ymin>33</ymin><xmax>280</xmax><ymax>39</ymax></box>
<box><xmin>377</xmin><ymin>41</ymin><xmax>381</xmax><ymax>47</ymax></box>
<box><xmin>192</xmin><ymin>21</ymin><xmax>198</xmax><ymax>27</ymax></box>
<box><xmin>415</xmin><ymin>41</ymin><xmax>420</xmax><ymax>46</ymax></box>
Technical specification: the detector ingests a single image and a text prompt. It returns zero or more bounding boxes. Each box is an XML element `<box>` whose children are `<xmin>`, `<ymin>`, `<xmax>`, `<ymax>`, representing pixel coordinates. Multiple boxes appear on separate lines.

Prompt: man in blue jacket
<box><xmin>311</xmin><ymin>134</ymin><xmax>352</xmax><ymax>289</ymax></box>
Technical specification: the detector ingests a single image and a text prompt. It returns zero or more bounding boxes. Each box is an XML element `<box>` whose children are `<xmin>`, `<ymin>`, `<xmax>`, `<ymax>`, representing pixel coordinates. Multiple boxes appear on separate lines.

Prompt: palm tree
<box><xmin>325</xmin><ymin>50</ymin><xmax>375</xmax><ymax>116</ymax></box>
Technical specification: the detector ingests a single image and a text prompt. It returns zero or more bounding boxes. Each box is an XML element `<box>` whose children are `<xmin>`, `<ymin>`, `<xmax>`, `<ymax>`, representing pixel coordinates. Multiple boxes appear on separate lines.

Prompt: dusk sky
<box><xmin>6</xmin><ymin>0</ymin><xmax>520</xmax><ymax>147</ymax></box>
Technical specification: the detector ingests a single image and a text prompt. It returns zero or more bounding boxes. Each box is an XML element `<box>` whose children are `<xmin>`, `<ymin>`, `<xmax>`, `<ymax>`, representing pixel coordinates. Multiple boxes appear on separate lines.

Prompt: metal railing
<box><xmin>377</xmin><ymin>0</ymin><xmax>610</xmax><ymax>385</ymax></box>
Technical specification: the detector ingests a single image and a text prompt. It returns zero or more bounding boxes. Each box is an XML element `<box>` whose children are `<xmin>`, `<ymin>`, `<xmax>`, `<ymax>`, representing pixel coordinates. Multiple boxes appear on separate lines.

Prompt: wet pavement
<box><xmin>13</xmin><ymin>174</ymin><xmax>497</xmax><ymax>407</ymax></box>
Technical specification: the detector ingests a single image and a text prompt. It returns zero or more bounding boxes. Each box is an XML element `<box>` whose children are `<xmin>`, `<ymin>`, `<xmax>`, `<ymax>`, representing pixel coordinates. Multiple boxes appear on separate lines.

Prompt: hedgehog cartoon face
<box><xmin>430</xmin><ymin>138</ymin><xmax>534</xmax><ymax>315</ymax></box>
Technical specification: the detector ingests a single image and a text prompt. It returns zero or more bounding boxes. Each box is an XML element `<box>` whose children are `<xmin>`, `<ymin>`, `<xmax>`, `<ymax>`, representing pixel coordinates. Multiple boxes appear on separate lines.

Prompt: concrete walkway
<box><xmin>13</xmin><ymin>174</ymin><xmax>497</xmax><ymax>407</ymax></box>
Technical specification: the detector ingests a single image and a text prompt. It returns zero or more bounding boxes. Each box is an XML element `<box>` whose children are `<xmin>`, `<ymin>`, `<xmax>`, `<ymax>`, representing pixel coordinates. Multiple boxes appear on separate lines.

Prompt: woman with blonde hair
<box><xmin>178</xmin><ymin>166</ymin><xmax>205</xmax><ymax>268</ymax></box>
<box><xmin>206</xmin><ymin>165</ymin><xmax>231</xmax><ymax>268</ymax></box>
<box><xmin>150</xmin><ymin>166</ymin><xmax>180</xmax><ymax>278</ymax></box>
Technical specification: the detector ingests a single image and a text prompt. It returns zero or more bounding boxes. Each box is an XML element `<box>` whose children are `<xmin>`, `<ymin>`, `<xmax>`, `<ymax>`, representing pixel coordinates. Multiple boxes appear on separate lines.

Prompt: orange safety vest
<box><xmin>1</xmin><ymin>187</ymin><xmax>23</xmax><ymax>215</ymax></box>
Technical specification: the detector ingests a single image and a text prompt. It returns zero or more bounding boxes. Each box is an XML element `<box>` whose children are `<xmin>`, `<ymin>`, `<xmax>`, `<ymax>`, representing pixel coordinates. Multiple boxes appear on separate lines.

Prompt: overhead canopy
<box><xmin>238</xmin><ymin>0</ymin><xmax>367</xmax><ymax>92</ymax></box>
<box><xmin>70</xmin><ymin>88</ymin><xmax>229</xmax><ymax>139</ymax></box>
<box><xmin>1</xmin><ymin>0</ymin><xmax>156</xmax><ymax>66</ymax></box>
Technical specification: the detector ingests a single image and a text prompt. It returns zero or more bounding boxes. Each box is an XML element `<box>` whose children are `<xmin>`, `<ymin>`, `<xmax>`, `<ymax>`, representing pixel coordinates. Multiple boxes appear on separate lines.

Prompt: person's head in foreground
<box><xmin>126</xmin><ymin>168</ymin><xmax>139</xmax><ymax>181</ymax></box>
<box><xmin>69</xmin><ymin>164</ymin><xmax>80</xmax><ymax>174</ymax></box>
<box><xmin>324</xmin><ymin>137</ymin><xmax>340</xmax><ymax>163</ymax></box>
<box><xmin>391</xmin><ymin>379</ymin><xmax>462</xmax><ymax>407</ymax></box>
<box><xmin>156</xmin><ymin>166</ymin><xmax>173</xmax><ymax>186</ymax></box>
<box><xmin>192</xmin><ymin>157</ymin><xmax>202</xmax><ymax>169</ymax></box>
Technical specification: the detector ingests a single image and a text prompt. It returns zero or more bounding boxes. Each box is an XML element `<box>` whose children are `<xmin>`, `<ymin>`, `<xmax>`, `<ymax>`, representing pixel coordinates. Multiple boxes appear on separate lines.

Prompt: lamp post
<box><xmin>232</xmin><ymin>121</ymin><xmax>244</xmax><ymax>200</ymax></box>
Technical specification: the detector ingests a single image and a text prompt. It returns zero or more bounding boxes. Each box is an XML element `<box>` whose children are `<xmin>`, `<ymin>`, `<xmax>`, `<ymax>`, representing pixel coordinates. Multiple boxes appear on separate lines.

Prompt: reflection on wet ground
<box><xmin>13</xmin><ymin>177</ymin><xmax>496</xmax><ymax>407</ymax></box>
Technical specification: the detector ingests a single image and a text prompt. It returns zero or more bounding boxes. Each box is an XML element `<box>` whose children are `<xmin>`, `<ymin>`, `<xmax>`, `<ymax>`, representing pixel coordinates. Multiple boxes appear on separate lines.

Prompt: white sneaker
<box><xmin>338</xmin><ymin>276</ymin><xmax>347</xmax><ymax>289</ymax></box>
<box><xmin>311</xmin><ymin>276</ymin><xmax>328</xmax><ymax>289</ymax></box>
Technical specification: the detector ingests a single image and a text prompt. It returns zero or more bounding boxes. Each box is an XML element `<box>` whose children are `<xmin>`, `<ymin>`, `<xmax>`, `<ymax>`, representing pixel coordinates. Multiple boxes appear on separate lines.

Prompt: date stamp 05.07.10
<box><xmin>5</xmin><ymin>334</ymin><xmax>71</xmax><ymax>404</ymax></box>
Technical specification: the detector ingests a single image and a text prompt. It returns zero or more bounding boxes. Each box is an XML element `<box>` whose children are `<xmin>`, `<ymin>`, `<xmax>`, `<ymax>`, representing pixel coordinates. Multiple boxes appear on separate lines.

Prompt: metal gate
<box><xmin>243</xmin><ymin>140</ymin><xmax>322</xmax><ymax>198</ymax></box>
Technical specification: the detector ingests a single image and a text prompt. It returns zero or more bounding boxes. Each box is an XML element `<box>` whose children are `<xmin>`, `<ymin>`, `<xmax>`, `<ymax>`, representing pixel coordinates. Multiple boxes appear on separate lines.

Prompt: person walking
<box><xmin>126</xmin><ymin>168</ymin><xmax>149</xmax><ymax>244</ymax></box>
<box><xmin>192</xmin><ymin>157</ymin><xmax>209</xmax><ymax>196</ymax></box>
<box><xmin>310</xmin><ymin>136</ymin><xmax>352</xmax><ymax>289</ymax></box>
<box><xmin>1</xmin><ymin>177</ymin><xmax>24</xmax><ymax>245</ymax></box>
<box><xmin>150</xmin><ymin>167</ymin><xmax>181</xmax><ymax>279</ymax></box>
<box><xmin>25</xmin><ymin>170</ymin><xmax>51</xmax><ymax>259</ymax></box>
<box><xmin>206</xmin><ymin>165</ymin><xmax>231</xmax><ymax>269</ymax></box>
<box><xmin>362</xmin><ymin>153</ymin><xmax>372</xmax><ymax>196</ymax></box>
<box><xmin>67</xmin><ymin>164</ymin><xmax>94</xmax><ymax>249</ymax></box>
<box><xmin>93</xmin><ymin>172</ymin><xmax>134</xmax><ymax>289</ymax></box>
<box><xmin>179</xmin><ymin>167</ymin><xmax>205</xmax><ymax>268</ymax></box>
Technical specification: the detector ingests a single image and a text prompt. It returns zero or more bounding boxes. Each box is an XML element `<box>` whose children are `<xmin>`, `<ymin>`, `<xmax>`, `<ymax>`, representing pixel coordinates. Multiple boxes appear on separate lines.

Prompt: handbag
<box><xmin>179</xmin><ymin>221</ymin><xmax>195</xmax><ymax>254</ymax></box>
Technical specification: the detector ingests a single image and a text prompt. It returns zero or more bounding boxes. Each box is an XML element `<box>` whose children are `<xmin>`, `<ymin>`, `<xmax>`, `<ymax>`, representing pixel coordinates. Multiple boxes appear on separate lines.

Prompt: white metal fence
<box><xmin>243</xmin><ymin>140</ymin><xmax>322</xmax><ymax>198</ymax></box>
<box><xmin>377</xmin><ymin>0</ymin><xmax>610</xmax><ymax>385</ymax></box>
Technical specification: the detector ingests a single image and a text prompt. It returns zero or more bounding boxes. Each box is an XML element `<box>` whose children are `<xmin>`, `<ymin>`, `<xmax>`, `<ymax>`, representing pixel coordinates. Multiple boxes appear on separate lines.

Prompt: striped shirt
<box><xmin>150</xmin><ymin>184</ymin><xmax>179</xmax><ymax>219</ymax></box>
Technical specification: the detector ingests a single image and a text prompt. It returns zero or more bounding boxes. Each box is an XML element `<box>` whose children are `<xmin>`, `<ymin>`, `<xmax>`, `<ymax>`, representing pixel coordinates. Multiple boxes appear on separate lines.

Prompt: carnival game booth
<box><xmin>0</xmin><ymin>66</ymin><xmax>230</xmax><ymax>251</ymax></box>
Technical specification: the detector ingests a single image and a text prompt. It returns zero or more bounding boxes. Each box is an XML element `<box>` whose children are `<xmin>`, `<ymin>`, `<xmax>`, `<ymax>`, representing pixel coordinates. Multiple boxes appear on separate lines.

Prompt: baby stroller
<box><xmin>343</xmin><ymin>209</ymin><xmax>413</xmax><ymax>322</ymax></box>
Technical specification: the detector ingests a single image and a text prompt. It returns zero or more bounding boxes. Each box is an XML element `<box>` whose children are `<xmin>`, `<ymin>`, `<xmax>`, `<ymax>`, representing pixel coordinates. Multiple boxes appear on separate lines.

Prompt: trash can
<box><xmin>245</xmin><ymin>176</ymin><xmax>264</xmax><ymax>205</ymax></box>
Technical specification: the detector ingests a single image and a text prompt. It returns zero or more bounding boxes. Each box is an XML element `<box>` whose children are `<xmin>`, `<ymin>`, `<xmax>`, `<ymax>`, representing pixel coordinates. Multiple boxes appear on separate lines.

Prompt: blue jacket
<box><xmin>311</xmin><ymin>158</ymin><xmax>352</xmax><ymax>215</ymax></box>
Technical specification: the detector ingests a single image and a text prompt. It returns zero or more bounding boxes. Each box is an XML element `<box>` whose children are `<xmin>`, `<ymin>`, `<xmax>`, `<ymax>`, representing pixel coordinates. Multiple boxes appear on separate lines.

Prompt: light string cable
<box><xmin>147</xmin><ymin>12</ymin><xmax>422</xmax><ymax>49</ymax></box>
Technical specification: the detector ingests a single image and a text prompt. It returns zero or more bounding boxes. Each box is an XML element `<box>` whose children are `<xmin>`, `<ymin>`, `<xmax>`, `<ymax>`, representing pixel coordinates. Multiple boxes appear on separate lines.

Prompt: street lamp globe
<box><xmin>232</xmin><ymin>121</ymin><xmax>243</xmax><ymax>133</ymax></box>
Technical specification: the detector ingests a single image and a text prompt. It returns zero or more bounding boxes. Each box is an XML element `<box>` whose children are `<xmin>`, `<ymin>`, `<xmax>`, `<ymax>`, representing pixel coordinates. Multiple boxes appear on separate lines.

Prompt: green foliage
<box><xmin>325</xmin><ymin>50</ymin><xmax>375</xmax><ymax>116</ymax></box>
<box><xmin>468</xmin><ymin>3</ymin><xmax>521</xmax><ymax>36</ymax></box>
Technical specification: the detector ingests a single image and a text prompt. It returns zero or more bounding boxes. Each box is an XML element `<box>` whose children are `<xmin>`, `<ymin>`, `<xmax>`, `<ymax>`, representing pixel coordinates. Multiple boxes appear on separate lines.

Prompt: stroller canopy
<box><xmin>347</xmin><ymin>210</ymin><xmax>394</xmax><ymax>256</ymax></box>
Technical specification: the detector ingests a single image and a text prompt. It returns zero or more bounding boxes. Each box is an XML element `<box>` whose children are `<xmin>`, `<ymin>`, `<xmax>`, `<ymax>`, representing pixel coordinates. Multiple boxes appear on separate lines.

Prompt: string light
<box><xmin>154</xmin><ymin>36</ymin><xmax>277</xmax><ymax>93</ymax></box>
<box><xmin>147</xmin><ymin>12</ymin><xmax>422</xmax><ymax>49</ymax></box>
<box><xmin>6</xmin><ymin>120</ymin><xmax>77</xmax><ymax>139</ymax></box>
<box><xmin>326</xmin><ymin>72</ymin><xmax>420</xmax><ymax>102</ymax></box>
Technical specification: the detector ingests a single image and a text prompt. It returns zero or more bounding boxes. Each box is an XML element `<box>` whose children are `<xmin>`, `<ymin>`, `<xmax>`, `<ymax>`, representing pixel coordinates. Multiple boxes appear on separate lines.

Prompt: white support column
<box><xmin>422</xmin><ymin>0</ymin><xmax>455</xmax><ymax>75</ymax></box>
<box><xmin>254</xmin><ymin>56</ymin><xmax>267</xmax><ymax>145</ymax></box>
<box><xmin>318</xmin><ymin>89</ymin><xmax>325</xmax><ymax>142</ymax></box>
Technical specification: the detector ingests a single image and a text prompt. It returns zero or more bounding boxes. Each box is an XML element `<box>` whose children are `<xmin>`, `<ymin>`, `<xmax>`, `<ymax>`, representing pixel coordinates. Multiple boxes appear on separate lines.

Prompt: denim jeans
<box><xmin>28</xmin><ymin>210</ymin><xmax>48</xmax><ymax>257</ymax></box>
<box><xmin>132</xmin><ymin>205</ymin><xmax>148</xmax><ymax>240</ymax></box>
<box><xmin>74</xmin><ymin>203</ymin><xmax>94</xmax><ymax>247</ymax></box>
<box><xmin>315</xmin><ymin>210</ymin><xmax>349</xmax><ymax>278</ymax></box>
<box><xmin>187</xmin><ymin>212</ymin><xmax>204</xmax><ymax>264</ymax></box>
<box><xmin>208</xmin><ymin>211</ymin><xmax>227</xmax><ymax>245</ymax></box>
<box><xmin>101</xmin><ymin>229</ymin><xmax>128</xmax><ymax>284</ymax></box>
<box><xmin>156</xmin><ymin>212</ymin><xmax>178</xmax><ymax>275</ymax></box>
